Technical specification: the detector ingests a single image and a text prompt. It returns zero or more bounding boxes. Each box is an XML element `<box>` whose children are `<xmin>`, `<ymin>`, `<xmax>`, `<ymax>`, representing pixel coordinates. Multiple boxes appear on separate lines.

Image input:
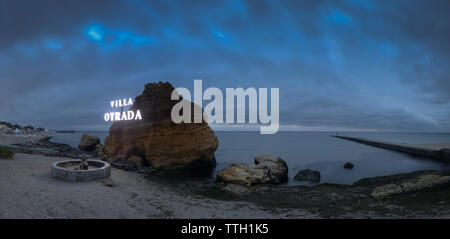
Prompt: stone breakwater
<box><xmin>333</xmin><ymin>135</ymin><xmax>450</xmax><ymax>160</ymax></box>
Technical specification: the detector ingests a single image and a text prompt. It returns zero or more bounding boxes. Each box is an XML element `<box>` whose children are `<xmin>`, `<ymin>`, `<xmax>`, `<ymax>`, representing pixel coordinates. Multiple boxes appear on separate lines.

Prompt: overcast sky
<box><xmin>1</xmin><ymin>0</ymin><xmax>450</xmax><ymax>131</ymax></box>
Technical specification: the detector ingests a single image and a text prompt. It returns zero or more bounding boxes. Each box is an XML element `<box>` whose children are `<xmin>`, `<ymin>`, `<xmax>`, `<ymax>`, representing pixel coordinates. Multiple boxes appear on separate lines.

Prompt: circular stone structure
<box><xmin>51</xmin><ymin>159</ymin><xmax>110</xmax><ymax>182</ymax></box>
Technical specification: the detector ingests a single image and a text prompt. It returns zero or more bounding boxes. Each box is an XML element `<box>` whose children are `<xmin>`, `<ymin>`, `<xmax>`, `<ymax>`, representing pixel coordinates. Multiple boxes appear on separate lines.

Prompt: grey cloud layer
<box><xmin>0</xmin><ymin>0</ymin><xmax>449</xmax><ymax>131</ymax></box>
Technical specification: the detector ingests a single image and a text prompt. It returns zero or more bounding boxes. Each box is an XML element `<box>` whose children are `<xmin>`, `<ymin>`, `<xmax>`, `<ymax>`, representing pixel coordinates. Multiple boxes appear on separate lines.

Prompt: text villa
<box><xmin>104</xmin><ymin>98</ymin><xmax>142</xmax><ymax>121</ymax></box>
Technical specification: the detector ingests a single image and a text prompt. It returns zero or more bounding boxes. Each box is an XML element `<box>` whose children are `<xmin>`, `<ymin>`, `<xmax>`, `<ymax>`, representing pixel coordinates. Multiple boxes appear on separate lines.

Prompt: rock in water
<box><xmin>294</xmin><ymin>169</ymin><xmax>321</xmax><ymax>183</ymax></box>
<box><xmin>104</xmin><ymin>82</ymin><xmax>218</xmax><ymax>177</ymax></box>
<box><xmin>254</xmin><ymin>155</ymin><xmax>288</xmax><ymax>183</ymax></box>
<box><xmin>78</xmin><ymin>134</ymin><xmax>100</xmax><ymax>151</ymax></box>
<box><xmin>343</xmin><ymin>162</ymin><xmax>354</xmax><ymax>169</ymax></box>
<box><xmin>216</xmin><ymin>155</ymin><xmax>288</xmax><ymax>186</ymax></box>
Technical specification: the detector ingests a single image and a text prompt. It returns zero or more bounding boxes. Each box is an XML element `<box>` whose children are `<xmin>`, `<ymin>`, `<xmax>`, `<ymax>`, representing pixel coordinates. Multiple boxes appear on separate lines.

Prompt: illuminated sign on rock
<box><xmin>104</xmin><ymin>98</ymin><xmax>142</xmax><ymax>122</ymax></box>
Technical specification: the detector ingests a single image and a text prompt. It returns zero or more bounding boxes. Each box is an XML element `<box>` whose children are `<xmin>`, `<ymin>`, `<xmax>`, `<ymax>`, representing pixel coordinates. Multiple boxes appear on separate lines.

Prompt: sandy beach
<box><xmin>0</xmin><ymin>134</ymin><xmax>317</xmax><ymax>219</ymax></box>
<box><xmin>3</xmin><ymin>134</ymin><xmax>450</xmax><ymax>219</ymax></box>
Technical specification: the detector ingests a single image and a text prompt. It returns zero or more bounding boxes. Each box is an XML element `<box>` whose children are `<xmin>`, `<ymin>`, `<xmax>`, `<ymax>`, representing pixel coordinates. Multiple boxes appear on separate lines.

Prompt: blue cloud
<box><xmin>2</xmin><ymin>0</ymin><xmax>450</xmax><ymax>131</ymax></box>
<box><xmin>84</xmin><ymin>23</ymin><xmax>155</xmax><ymax>48</ymax></box>
<box><xmin>213</xmin><ymin>30</ymin><xmax>225</xmax><ymax>39</ymax></box>
<box><xmin>85</xmin><ymin>24</ymin><xmax>105</xmax><ymax>42</ymax></box>
<box><xmin>114</xmin><ymin>31</ymin><xmax>156</xmax><ymax>46</ymax></box>
<box><xmin>45</xmin><ymin>39</ymin><xmax>63</xmax><ymax>50</ymax></box>
<box><xmin>327</xmin><ymin>10</ymin><xmax>353</xmax><ymax>25</ymax></box>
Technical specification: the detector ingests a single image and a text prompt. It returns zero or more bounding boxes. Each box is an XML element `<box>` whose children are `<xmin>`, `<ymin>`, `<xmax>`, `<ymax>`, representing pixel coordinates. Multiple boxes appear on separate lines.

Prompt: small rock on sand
<box><xmin>102</xmin><ymin>178</ymin><xmax>115</xmax><ymax>187</ymax></box>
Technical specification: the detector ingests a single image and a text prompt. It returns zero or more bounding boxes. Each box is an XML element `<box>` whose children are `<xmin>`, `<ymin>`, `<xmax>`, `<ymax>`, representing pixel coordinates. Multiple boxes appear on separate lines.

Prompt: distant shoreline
<box><xmin>54</xmin><ymin>130</ymin><xmax>79</xmax><ymax>133</ymax></box>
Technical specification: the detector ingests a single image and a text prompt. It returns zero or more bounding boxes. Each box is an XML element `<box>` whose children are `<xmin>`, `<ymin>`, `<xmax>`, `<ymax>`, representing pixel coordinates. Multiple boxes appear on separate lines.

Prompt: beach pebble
<box><xmin>102</xmin><ymin>178</ymin><xmax>115</xmax><ymax>187</ymax></box>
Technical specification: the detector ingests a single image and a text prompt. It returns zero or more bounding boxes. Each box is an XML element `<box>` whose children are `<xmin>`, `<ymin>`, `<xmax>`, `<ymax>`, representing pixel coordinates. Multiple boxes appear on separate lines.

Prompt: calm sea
<box><xmin>49</xmin><ymin>131</ymin><xmax>450</xmax><ymax>185</ymax></box>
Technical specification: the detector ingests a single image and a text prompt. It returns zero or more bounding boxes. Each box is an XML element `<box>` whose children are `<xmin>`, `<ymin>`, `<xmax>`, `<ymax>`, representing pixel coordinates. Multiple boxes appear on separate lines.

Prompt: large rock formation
<box><xmin>104</xmin><ymin>82</ymin><xmax>218</xmax><ymax>176</ymax></box>
<box><xmin>216</xmin><ymin>155</ymin><xmax>288</xmax><ymax>186</ymax></box>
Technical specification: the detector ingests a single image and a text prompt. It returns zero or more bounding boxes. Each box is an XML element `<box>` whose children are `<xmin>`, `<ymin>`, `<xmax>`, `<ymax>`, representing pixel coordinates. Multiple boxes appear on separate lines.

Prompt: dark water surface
<box><xmin>50</xmin><ymin>131</ymin><xmax>450</xmax><ymax>185</ymax></box>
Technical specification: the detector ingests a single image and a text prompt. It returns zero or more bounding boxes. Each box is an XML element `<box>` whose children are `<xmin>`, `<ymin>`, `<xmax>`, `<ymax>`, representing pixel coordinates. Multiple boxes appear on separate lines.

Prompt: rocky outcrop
<box><xmin>294</xmin><ymin>169</ymin><xmax>321</xmax><ymax>183</ymax></box>
<box><xmin>78</xmin><ymin>134</ymin><xmax>100</xmax><ymax>151</ymax></box>
<box><xmin>104</xmin><ymin>82</ymin><xmax>218</xmax><ymax>177</ymax></box>
<box><xmin>371</xmin><ymin>173</ymin><xmax>450</xmax><ymax>198</ymax></box>
<box><xmin>216</xmin><ymin>155</ymin><xmax>288</xmax><ymax>186</ymax></box>
<box><xmin>11</xmin><ymin>139</ymin><xmax>97</xmax><ymax>159</ymax></box>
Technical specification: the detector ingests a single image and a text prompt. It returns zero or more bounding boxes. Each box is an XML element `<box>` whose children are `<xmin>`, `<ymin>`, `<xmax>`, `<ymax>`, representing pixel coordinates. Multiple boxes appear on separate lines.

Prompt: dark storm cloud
<box><xmin>0</xmin><ymin>0</ymin><xmax>449</xmax><ymax>131</ymax></box>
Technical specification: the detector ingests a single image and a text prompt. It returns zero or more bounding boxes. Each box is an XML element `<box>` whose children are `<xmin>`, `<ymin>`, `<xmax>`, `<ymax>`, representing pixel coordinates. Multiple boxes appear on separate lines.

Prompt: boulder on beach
<box><xmin>254</xmin><ymin>155</ymin><xmax>289</xmax><ymax>183</ymax></box>
<box><xmin>216</xmin><ymin>155</ymin><xmax>288</xmax><ymax>186</ymax></box>
<box><xmin>344</xmin><ymin>162</ymin><xmax>354</xmax><ymax>169</ymax></box>
<box><xmin>294</xmin><ymin>169</ymin><xmax>321</xmax><ymax>183</ymax></box>
<box><xmin>104</xmin><ymin>82</ymin><xmax>218</xmax><ymax>177</ymax></box>
<box><xmin>78</xmin><ymin>134</ymin><xmax>100</xmax><ymax>151</ymax></box>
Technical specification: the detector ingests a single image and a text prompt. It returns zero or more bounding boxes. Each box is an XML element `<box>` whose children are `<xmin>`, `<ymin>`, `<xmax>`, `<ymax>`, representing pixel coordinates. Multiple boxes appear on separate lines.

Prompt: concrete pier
<box><xmin>333</xmin><ymin>135</ymin><xmax>450</xmax><ymax>160</ymax></box>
